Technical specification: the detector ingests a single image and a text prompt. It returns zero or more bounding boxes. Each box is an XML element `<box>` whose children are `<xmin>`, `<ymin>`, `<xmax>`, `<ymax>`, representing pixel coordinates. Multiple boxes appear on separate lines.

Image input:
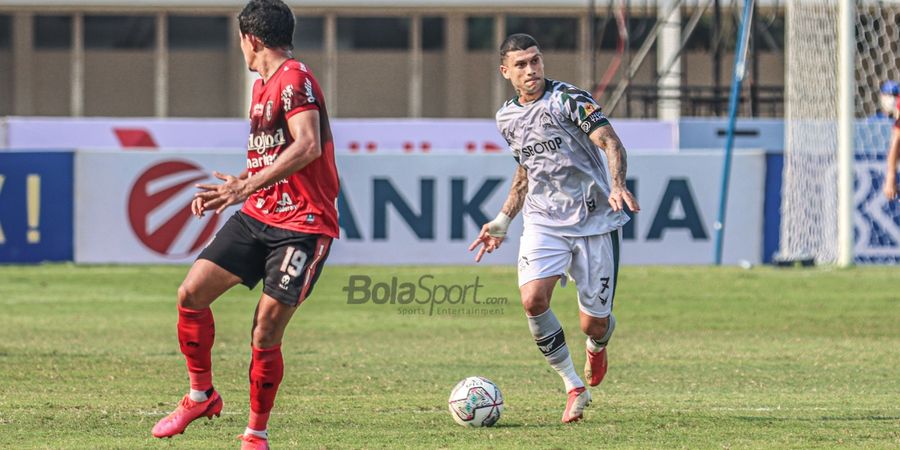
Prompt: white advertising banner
<box><xmin>3</xmin><ymin>117</ymin><xmax>676</xmax><ymax>153</ymax></box>
<box><xmin>74</xmin><ymin>150</ymin><xmax>764</xmax><ymax>265</ymax></box>
<box><xmin>75</xmin><ymin>152</ymin><xmax>246</xmax><ymax>263</ymax></box>
<box><xmin>7</xmin><ymin>117</ymin><xmax>249</xmax><ymax>151</ymax></box>
<box><xmin>620</xmin><ymin>152</ymin><xmax>765</xmax><ymax>265</ymax></box>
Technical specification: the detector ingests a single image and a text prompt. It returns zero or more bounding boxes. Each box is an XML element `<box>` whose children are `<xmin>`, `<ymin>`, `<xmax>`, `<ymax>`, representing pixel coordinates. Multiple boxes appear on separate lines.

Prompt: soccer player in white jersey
<box><xmin>469</xmin><ymin>33</ymin><xmax>639</xmax><ymax>423</ymax></box>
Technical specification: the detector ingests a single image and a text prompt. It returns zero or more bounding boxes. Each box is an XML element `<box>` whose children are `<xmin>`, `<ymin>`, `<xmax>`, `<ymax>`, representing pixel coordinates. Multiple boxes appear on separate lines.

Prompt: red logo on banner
<box><xmin>114</xmin><ymin>128</ymin><xmax>159</xmax><ymax>149</ymax></box>
<box><xmin>128</xmin><ymin>160</ymin><xmax>220</xmax><ymax>257</ymax></box>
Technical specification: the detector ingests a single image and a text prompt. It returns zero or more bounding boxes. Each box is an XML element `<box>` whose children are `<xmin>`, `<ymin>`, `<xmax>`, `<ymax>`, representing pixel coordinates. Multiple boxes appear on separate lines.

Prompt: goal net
<box><xmin>781</xmin><ymin>0</ymin><xmax>900</xmax><ymax>265</ymax></box>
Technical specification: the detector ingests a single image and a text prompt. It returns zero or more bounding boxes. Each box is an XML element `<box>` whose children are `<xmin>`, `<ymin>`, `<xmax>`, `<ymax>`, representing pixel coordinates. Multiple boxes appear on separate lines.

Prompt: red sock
<box><xmin>177</xmin><ymin>305</ymin><xmax>215</xmax><ymax>391</ymax></box>
<box><xmin>248</xmin><ymin>345</ymin><xmax>283</xmax><ymax>431</ymax></box>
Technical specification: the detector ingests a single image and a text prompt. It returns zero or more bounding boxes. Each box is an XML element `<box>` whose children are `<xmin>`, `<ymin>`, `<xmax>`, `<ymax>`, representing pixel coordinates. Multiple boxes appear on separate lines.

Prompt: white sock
<box><xmin>189</xmin><ymin>389</ymin><xmax>209</xmax><ymax>402</ymax></box>
<box><xmin>586</xmin><ymin>336</ymin><xmax>605</xmax><ymax>353</ymax></box>
<box><xmin>527</xmin><ymin>309</ymin><xmax>585</xmax><ymax>392</ymax></box>
<box><xmin>244</xmin><ymin>427</ymin><xmax>268</xmax><ymax>439</ymax></box>
<box><xmin>556</xmin><ymin>357</ymin><xmax>584</xmax><ymax>392</ymax></box>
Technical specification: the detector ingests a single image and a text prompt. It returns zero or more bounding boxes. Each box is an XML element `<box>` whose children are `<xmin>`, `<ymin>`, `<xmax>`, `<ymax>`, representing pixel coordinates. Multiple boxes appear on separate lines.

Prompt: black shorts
<box><xmin>198</xmin><ymin>211</ymin><xmax>333</xmax><ymax>307</ymax></box>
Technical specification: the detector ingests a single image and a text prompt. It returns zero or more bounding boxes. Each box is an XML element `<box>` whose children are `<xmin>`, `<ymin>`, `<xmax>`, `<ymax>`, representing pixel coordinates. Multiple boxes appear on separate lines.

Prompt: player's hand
<box><xmin>609</xmin><ymin>187</ymin><xmax>640</xmax><ymax>213</ymax></box>
<box><xmin>883</xmin><ymin>178</ymin><xmax>898</xmax><ymax>200</ymax></box>
<box><xmin>468</xmin><ymin>223</ymin><xmax>505</xmax><ymax>263</ymax></box>
<box><xmin>194</xmin><ymin>171</ymin><xmax>250</xmax><ymax>215</ymax></box>
<box><xmin>191</xmin><ymin>197</ymin><xmax>206</xmax><ymax>218</ymax></box>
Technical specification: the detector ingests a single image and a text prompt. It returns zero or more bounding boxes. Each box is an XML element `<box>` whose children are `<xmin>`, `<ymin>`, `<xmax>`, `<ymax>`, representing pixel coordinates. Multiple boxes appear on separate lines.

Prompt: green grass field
<box><xmin>0</xmin><ymin>264</ymin><xmax>898</xmax><ymax>449</ymax></box>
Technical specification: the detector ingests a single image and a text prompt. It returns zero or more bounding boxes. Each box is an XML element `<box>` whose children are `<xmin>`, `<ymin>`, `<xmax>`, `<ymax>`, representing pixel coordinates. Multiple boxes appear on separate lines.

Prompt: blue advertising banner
<box><xmin>855</xmin><ymin>153</ymin><xmax>900</xmax><ymax>263</ymax></box>
<box><xmin>0</xmin><ymin>152</ymin><xmax>74</xmax><ymax>263</ymax></box>
<box><xmin>763</xmin><ymin>153</ymin><xmax>784</xmax><ymax>264</ymax></box>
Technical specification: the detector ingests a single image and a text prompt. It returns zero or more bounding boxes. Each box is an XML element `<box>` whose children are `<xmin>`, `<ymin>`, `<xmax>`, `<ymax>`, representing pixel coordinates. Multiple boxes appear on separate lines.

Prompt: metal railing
<box><xmin>598</xmin><ymin>84</ymin><xmax>784</xmax><ymax>118</ymax></box>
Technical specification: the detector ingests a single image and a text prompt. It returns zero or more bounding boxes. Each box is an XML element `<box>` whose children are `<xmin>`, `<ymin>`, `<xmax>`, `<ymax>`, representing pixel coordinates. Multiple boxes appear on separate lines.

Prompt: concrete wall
<box><xmin>84</xmin><ymin>51</ymin><xmax>156</xmax><ymax>116</ymax></box>
<box><xmin>32</xmin><ymin>50</ymin><xmax>73</xmax><ymax>116</ymax></box>
<box><xmin>0</xmin><ymin>50</ymin><xmax>11</xmax><ymax>115</ymax></box>
<box><xmin>0</xmin><ymin>8</ymin><xmax>788</xmax><ymax>119</ymax></box>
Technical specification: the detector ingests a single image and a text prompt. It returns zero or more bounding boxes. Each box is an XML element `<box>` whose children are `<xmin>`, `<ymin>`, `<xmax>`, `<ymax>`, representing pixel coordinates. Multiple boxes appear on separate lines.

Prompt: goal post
<box><xmin>837</xmin><ymin>0</ymin><xmax>854</xmax><ymax>267</ymax></box>
<box><xmin>779</xmin><ymin>0</ymin><xmax>898</xmax><ymax>267</ymax></box>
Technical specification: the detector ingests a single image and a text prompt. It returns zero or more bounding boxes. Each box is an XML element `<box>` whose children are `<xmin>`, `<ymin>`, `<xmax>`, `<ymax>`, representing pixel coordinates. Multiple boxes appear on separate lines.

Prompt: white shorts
<box><xmin>517</xmin><ymin>229</ymin><xmax>621</xmax><ymax>318</ymax></box>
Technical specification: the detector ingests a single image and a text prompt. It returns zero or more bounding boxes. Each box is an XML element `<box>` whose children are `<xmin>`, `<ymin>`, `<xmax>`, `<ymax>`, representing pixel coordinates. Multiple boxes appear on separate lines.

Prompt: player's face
<box><xmin>239</xmin><ymin>32</ymin><xmax>258</xmax><ymax>72</ymax></box>
<box><xmin>500</xmin><ymin>46</ymin><xmax>545</xmax><ymax>100</ymax></box>
<box><xmin>880</xmin><ymin>93</ymin><xmax>898</xmax><ymax>117</ymax></box>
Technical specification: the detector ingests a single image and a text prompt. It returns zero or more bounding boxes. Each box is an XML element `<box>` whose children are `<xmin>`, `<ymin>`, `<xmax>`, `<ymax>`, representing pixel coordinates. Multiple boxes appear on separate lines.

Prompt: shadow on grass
<box><xmin>734</xmin><ymin>415</ymin><xmax>900</xmax><ymax>422</ymax></box>
<box><xmin>486</xmin><ymin>421</ymin><xmax>589</xmax><ymax>429</ymax></box>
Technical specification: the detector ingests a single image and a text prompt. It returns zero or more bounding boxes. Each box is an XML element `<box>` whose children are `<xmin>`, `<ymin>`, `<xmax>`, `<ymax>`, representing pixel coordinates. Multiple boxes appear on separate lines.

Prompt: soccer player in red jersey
<box><xmin>881</xmin><ymin>81</ymin><xmax>900</xmax><ymax>200</ymax></box>
<box><xmin>151</xmin><ymin>1</ymin><xmax>338</xmax><ymax>448</ymax></box>
<box><xmin>884</xmin><ymin>121</ymin><xmax>900</xmax><ymax>201</ymax></box>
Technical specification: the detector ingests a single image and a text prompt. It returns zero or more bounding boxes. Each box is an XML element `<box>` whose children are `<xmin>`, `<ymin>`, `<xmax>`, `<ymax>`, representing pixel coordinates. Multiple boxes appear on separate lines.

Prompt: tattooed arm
<box><xmin>589</xmin><ymin>124</ymin><xmax>640</xmax><ymax>213</ymax></box>
<box><xmin>468</xmin><ymin>165</ymin><xmax>528</xmax><ymax>262</ymax></box>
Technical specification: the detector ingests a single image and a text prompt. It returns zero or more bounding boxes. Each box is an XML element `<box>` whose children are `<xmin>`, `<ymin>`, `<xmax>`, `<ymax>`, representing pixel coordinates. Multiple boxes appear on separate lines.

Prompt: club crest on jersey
<box><xmin>539</xmin><ymin>112</ymin><xmax>555</xmax><ymax>129</ymax></box>
<box><xmin>252</xmin><ymin>103</ymin><xmax>264</xmax><ymax>118</ymax></box>
<box><xmin>265</xmin><ymin>101</ymin><xmax>274</xmax><ymax>121</ymax></box>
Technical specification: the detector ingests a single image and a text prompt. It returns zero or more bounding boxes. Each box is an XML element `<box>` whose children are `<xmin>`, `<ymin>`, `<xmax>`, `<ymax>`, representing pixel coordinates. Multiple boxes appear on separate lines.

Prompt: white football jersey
<box><xmin>496</xmin><ymin>78</ymin><xmax>630</xmax><ymax>236</ymax></box>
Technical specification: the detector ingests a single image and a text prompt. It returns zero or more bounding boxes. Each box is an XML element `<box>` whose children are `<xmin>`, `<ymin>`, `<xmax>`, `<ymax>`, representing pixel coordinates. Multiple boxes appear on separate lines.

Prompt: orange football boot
<box><xmin>585</xmin><ymin>346</ymin><xmax>608</xmax><ymax>387</ymax></box>
<box><xmin>561</xmin><ymin>386</ymin><xmax>592</xmax><ymax>423</ymax></box>
<box><xmin>239</xmin><ymin>433</ymin><xmax>270</xmax><ymax>450</ymax></box>
<box><xmin>151</xmin><ymin>391</ymin><xmax>223</xmax><ymax>438</ymax></box>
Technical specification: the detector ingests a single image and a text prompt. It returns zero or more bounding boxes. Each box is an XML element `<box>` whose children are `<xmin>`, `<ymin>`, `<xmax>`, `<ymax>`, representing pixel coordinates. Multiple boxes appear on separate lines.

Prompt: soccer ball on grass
<box><xmin>447</xmin><ymin>376</ymin><xmax>504</xmax><ymax>427</ymax></box>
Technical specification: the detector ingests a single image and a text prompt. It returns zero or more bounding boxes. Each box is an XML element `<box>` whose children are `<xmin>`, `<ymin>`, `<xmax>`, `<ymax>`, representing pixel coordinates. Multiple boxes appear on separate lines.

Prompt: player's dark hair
<box><xmin>238</xmin><ymin>0</ymin><xmax>295</xmax><ymax>50</ymax></box>
<box><xmin>500</xmin><ymin>33</ymin><xmax>541</xmax><ymax>62</ymax></box>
